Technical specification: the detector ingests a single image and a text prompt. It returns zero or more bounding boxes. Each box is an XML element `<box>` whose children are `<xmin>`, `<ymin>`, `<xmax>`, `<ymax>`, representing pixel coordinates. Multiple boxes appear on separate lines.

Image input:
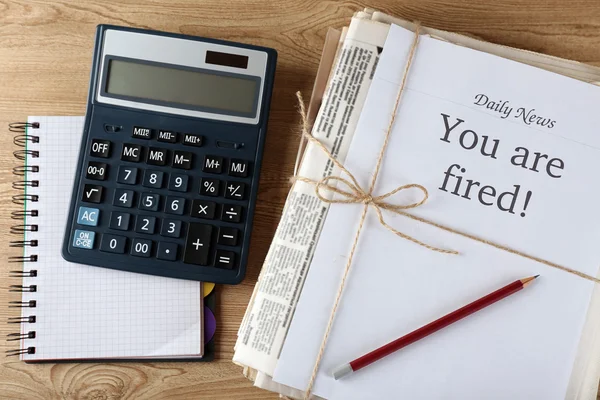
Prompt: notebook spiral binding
<box><xmin>7</xmin><ymin>121</ymin><xmax>40</xmax><ymax>357</ymax></box>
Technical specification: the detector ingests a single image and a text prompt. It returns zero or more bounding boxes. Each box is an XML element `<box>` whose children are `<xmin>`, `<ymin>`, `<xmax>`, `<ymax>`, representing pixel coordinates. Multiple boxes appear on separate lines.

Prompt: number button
<box><xmin>117</xmin><ymin>166</ymin><xmax>138</xmax><ymax>185</ymax></box>
<box><xmin>221</xmin><ymin>204</ymin><xmax>243</xmax><ymax>223</ymax></box>
<box><xmin>100</xmin><ymin>234</ymin><xmax>127</xmax><ymax>254</ymax></box>
<box><xmin>157</xmin><ymin>242</ymin><xmax>178</xmax><ymax>261</ymax></box>
<box><xmin>113</xmin><ymin>189</ymin><xmax>135</xmax><ymax>208</ymax></box>
<box><xmin>203</xmin><ymin>155</ymin><xmax>223</xmax><ymax>174</ymax></box>
<box><xmin>215</xmin><ymin>249</ymin><xmax>236</xmax><ymax>269</ymax></box>
<box><xmin>86</xmin><ymin>161</ymin><xmax>108</xmax><ymax>180</ymax></box>
<box><xmin>229</xmin><ymin>159</ymin><xmax>249</xmax><ymax>177</ymax></box>
<box><xmin>140</xmin><ymin>193</ymin><xmax>161</xmax><ymax>212</ymax></box>
<box><xmin>109</xmin><ymin>212</ymin><xmax>131</xmax><ymax>231</ymax></box>
<box><xmin>143</xmin><ymin>170</ymin><xmax>164</xmax><ymax>188</ymax></box>
<box><xmin>121</xmin><ymin>143</ymin><xmax>143</xmax><ymax>162</ymax></box>
<box><xmin>168</xmin><ymin>173</ymin><xmax>188</xmax><ymax>192</ymax></box>
<box><xmin>218</xmin><ymin>227</ymin><xmax>239</xmax><ymax>246</ymax></box>
<box><xmin>200</xmin><ymin>178</ymin><xmax>220</xmax><ymax>197</ymax></box>
<box><xmin>147</xmin><ymin>147</ymin><xmax>168</xmax><ymax>166</ymax></box>
<box><xmin>165</xmin><ymin>196</ymin><xmax>185</xmax><ymax>215</ymax></box>
<box><xmin>135</xmin><ymin>216</ymin><xmax>156</xmax><ymax>234</ymax></box>
<box><xmin>191</xmin><ymin>199</ymin><xmax>216</xmax><ymax>219</ymax></box>
<box><xmin>82</xmin><ymin>184</ymin><xmax>103</xmax><ymax>203</ymax></box>
<box><xmin>225</xmin><ymin>181</ymin><xmax>245</xmax><ymax>200</ymax></box>
<box><xmin>131</xmin><ymin>238</ymin><xmax>153</xmax><ymax>258</ymax></box>
<box><xmin>160</xmin><ymin>219</ymin><xmax>182</xmax><ymax>238</ymax></box>
<box><xmin>172</xmin><ymin>150</ymin><xmax>193</xmax><ymax>170</ymax></box>
<box><xmin>90</xmin><ymin>139</ymin><xmax>111</xmax><ymax>158</ymax></box>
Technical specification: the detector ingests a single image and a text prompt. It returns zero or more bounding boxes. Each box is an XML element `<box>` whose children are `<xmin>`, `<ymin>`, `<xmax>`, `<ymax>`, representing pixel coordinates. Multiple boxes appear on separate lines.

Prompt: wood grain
<box><xmin>1</xmin><ymin>0</ymin><xmax>600</xmax><ymax>398</ymax></box>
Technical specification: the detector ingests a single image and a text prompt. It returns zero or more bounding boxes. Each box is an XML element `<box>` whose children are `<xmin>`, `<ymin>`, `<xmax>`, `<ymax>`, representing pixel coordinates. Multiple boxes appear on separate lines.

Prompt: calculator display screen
<box><xmin>104</xmin><ymin>58</ymin><xmax>259</xmax><ymax>115</ymax></box>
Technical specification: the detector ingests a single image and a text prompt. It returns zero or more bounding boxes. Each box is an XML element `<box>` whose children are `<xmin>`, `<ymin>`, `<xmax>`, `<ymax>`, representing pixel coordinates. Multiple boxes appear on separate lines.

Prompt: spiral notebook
<box><xmin>8</xmin><ymin>116</ymin><xmax>213</xmax><ymax>362</ymax></box>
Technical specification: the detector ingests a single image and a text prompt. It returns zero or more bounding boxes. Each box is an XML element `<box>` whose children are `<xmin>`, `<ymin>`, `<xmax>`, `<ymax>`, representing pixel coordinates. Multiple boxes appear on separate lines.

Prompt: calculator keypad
<box><xmin>68</xmin><ymin>119</ymin><xmax>255</xmax><ymax>283</ymax></box>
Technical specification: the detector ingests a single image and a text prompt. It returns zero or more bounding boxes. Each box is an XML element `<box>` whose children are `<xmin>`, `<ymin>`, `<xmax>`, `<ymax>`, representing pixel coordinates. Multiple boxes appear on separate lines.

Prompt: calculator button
<box><xmin>72</xmin><ymin>229</ymin><xmax>95</xmax><ymax>249</ymax></box>
<box><xmin>147</xmin><ymin>147</ymin><xmax>168</xmax><ymax>166</ymax></box>
<box><xmin>183</xmin><ymin>133</ymin><xmax>203</xmax><ymax>147</ymax></box>
<box><xmin>90</xmin><ymin>139</ymin><xmax>111</xmax><ymax>158</ymax></box>
<box><xmin>140</xmin><ymin>193</ymin><xmax>161</xmax><ymax>211</ymax></box>
<box><xmin>203</xmin><ymin>155</ymin><xmax>223</xmax><ymax>174</ymax></box>
<box><xmin>229</xmin><ymin>159</ymin><xmax>249</xmax><ymax>177</ymax></box>
<box><xmin>161</xmin><ymin>219</ymin><xmax>183</xmax><ymax>238</ymax></box>
<box><xmin>225</xmin><ymin>181</ymin><xmax>245</xmax><ymax>200</ymax></box>
<box><xmin>117</xmin><ymin>166</ymin><xmax>138</xmax><ymax>185</ymax></box>
<box><xmin>113</xmin><ymin>189</ymin><xmax>135</xmax><ymax>208</ymax></box>
<box><xmin>191</xmin><ymin>199</ymin><xmax>216</xmax><ymax>219</ymax></box>
<box><xmin>215</xmin><ymin>249</ymin><xmax>236</xmax><ymax>269</ymax></box>
<box><xmin>132</xmin><ymin>126</ymin><xmax>152</xmax><ymax>139</ymax></box>
<box><xmin>168</xmin><ymin>174</ymin><xmax>188</xmax><ymax>192</ymax></box>
<box><xmin>135</xmin><ymin>216</ymin><xmax>157</xmax><ymax>234</ymax></box>
<box><xmin>218</xmin><ymin>227</ymin><xmax>239</xmax><ymax>246</ymax></box>
<box><xmin>157</xmin><ymin>242</ymin><xmax>178</xmax><ymax>261</ymax></box>
<box><xmin>86</xmin><ymin>161</ymin><xmax>108</xmax><ymax>181</ymax></box>
<box><xmin>172</xmin><ymin>150</ymin><xmax>193</xmax><ymax>170</ymax></box>
<box><xmin>221</xmin><ymin>204</ymin><xmax>243</xmax><ymax>223</ymax></box>
<box><xmin>121</xmin><ymin>143</ymin><xmax>143</xmax><ymax>162</ymax></box>
<box><xmin>158</xmin><ymin>130</ymin><xmax>177</xmax><ymax>143</ymax></box>
<box><xmin>130</xmin><ymin>238</ymin><xmax>153</xmax><ymax>257</ymax></box>
<box><xmin>77</xmin><ymin>207</ymin><xmax>100</xmax><ymax>227</ymax></box>
<box><xmin>100</xmin><ymin>234</ymin><xmax>127</xmax><ymax>254</ymax></box>
<box><xmin>82</xmin><ymin>184</ymin><xmax>103</xmax><ymax>203</ymax></box>
<box><xmin>142</xmin><ymin>170</ymin><xmax>164</xmax><ymax>188</ymax></box>
<box><xmin>183</xmin><ymin>223</ymin><xmax>213</xmax><ymax>265</ymax></box>
<box><xmin>109</xmin><ymin>212</ymin><xmax>131</xmax><ymax>231</ymax></box>
<box><xmin>165</xmin><ymin>196</ymin><xmax>185</xmax><ymax>215</ymax></box>
<box><xmin>200</xmin><ymin>178</ymin><xmax>220</xmax><ymax>197</ymax></box>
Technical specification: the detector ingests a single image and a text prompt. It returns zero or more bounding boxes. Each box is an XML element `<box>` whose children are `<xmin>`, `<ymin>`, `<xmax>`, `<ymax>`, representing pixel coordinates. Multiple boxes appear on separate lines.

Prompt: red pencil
<box><xmin>332</xmin><ymin>275</ymin><xmax>539</xmax><ymax>380</ymax></box>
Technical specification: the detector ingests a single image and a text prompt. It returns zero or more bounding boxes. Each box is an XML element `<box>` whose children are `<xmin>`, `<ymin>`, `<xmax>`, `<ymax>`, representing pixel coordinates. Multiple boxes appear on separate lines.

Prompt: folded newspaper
<box><xmin>234</xmin><ymin>9</ymin><xmax>600</xmax><ymax>399</ymax></box>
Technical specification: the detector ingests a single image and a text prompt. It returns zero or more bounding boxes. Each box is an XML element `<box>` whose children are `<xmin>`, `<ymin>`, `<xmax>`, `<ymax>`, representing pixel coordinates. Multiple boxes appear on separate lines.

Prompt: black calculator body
<box><xmin>62</xmin><ymin>25</ymin><xmax>277</xmax><ymax>284</ymax></box>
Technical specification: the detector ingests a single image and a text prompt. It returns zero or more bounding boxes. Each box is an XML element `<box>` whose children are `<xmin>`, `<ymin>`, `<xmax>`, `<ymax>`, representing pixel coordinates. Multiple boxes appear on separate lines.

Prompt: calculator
<box><xmin>62</xmin><ymin>25</ymin><xmax>277</xmax><ymax>284</ymax></box>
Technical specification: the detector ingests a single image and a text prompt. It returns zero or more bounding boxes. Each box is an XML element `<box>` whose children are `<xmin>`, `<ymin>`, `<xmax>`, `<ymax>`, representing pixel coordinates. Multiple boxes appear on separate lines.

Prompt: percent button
<box><xmin>200</xmin><ymin>178</ymin><xmax>221</xmax><ymax>197</ymax></box>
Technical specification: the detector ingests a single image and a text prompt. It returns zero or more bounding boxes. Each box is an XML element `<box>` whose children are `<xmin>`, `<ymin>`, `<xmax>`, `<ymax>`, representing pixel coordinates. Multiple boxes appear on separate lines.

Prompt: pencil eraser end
<box><xmin>332</xmin><ymin>363</ymin><xmax>352</xmax><ymax>380</ymax></box>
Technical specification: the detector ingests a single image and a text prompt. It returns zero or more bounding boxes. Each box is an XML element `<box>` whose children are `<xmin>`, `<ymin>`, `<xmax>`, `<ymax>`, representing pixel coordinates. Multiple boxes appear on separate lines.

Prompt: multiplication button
<box><xmin>191</xmin><ymin>199</ymin><xmax>216</xmax><ymax>219</ymax></box>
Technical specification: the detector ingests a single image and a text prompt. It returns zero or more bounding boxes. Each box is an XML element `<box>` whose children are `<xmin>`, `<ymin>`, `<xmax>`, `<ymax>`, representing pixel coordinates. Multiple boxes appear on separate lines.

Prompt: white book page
<box><xmin>21</xmin><ymin>117</ymin><xmax>202</xmax><ymax>360</ymax></box>
<box><xmin>273</xmin><ymin>25</ymin><xmax>600</xmax><ymax>399</ymax></box>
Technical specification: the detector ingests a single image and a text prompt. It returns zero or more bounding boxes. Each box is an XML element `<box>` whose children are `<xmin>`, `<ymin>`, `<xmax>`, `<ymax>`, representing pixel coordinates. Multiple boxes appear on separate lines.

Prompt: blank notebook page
<box><xmin>21</xmin><ymin>116</ymin><xmax>203</xmax><ymax>361</ymax></box>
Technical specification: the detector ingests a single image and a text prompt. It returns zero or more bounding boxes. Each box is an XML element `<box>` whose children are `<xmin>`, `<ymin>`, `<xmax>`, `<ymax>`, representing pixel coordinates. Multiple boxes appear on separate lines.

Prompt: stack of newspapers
<box><xmin>234</xmin><ymin>9</ymin><xmax>600</xmax><ymax>399</ymax></box>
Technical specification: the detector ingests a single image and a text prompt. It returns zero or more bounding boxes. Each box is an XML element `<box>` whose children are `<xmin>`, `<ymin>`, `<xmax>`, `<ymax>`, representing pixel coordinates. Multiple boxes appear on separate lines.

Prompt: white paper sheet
<box><xmin>273</xmin><ymin>24</ymin><xmax>600</xmax><ymax>399</ymax></box>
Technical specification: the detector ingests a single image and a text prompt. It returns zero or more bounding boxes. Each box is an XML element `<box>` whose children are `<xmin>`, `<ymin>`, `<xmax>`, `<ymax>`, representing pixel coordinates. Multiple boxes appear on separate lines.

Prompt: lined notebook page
<box><xmin>21</xmin><ymin>116</ymin><xmax>203</xmax><ymax>361</ymax></box>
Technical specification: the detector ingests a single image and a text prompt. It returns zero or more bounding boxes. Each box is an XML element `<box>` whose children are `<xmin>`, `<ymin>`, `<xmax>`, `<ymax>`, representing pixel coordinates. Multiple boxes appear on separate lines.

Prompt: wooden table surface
<box><xmin>2</xmin><ymin>0</ymin><xmax>600</xmax><ymax>398</ymax></box>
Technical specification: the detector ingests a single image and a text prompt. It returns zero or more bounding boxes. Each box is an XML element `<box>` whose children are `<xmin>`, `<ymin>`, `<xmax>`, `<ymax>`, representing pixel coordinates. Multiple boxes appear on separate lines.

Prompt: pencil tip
<box><xmin>534</xmin><ymin>274</ymin><xmax>540</xmax><ymax>279</ymax></box>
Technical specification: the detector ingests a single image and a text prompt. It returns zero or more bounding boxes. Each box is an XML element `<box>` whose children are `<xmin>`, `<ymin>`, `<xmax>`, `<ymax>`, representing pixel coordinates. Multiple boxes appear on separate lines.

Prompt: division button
<box><xmin>183</xmin><ymin>223</ymin><xmax>213</xmax><ymax>265</ymax></box>
<box><xmin>221</xmin><ymin>204</ymin><xmax>242</xmax><ymax>223</ymax></box>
